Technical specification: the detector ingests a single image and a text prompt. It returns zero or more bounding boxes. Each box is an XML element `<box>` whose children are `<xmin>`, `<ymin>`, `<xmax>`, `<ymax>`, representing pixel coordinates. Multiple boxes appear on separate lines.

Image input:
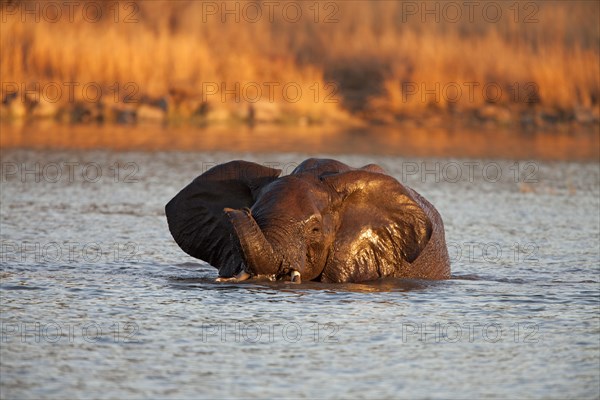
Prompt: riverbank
<box><xmin>1</xmin><ymin>90</ymin><xmax>598</xmax><ymax>130</ymax></box>
<box><xmin>1</xmin><ymin>1</ymin><xmax>598</xmax><ymax>130</ymax></box>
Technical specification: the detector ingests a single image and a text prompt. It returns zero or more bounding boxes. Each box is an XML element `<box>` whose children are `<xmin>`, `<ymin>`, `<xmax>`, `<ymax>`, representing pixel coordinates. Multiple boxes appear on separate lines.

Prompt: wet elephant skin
<box><xmin>165</xmin><ymin>158</ymin><xmax>451</xmax><ymax>283</ymax></box>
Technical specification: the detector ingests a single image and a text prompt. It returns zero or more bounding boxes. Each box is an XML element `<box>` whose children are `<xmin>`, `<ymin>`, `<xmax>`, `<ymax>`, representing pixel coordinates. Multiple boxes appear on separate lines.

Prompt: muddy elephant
<box><xmin>165</xmin><ymin>158</ymin><xmax>450</xmax><ymax>283</ymax></box>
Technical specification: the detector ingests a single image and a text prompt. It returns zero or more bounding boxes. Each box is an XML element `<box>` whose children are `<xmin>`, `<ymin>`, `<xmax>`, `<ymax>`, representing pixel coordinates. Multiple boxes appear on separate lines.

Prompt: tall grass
<box><xmin>1</xmin><ymin>0</ymin><xmax>598</xmax><ymax>123</ymax></box>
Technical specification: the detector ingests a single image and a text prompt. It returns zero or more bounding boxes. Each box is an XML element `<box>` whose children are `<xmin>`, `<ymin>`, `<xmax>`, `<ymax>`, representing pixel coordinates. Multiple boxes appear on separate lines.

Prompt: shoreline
<box><xmin>1</xmin><ymin>95</ymin><xmax>598</xmax><ymax>131</ymax></box>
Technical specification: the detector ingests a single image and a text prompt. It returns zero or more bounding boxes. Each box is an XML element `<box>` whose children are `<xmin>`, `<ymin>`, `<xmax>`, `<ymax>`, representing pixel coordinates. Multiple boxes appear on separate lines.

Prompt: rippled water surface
<box><xmin>1</xmin><ymin>149</ymin><xmax>599</xmax><ymax>399</ymax></box>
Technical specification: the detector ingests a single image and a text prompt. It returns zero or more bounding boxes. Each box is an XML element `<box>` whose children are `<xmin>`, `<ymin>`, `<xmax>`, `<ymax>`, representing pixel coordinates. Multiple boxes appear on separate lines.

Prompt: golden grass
<box><xmin>1</xmin><ymin>0</ymin><xmax>598</xmax><ymax>124</ymax></box>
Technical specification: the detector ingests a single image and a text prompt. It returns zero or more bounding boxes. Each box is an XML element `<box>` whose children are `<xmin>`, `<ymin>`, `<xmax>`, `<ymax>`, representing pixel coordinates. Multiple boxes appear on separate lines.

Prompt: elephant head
<box><xmin>165</xmin><ymin>158</ymin><xmax>450</xmax><ymax>283</ymax></box>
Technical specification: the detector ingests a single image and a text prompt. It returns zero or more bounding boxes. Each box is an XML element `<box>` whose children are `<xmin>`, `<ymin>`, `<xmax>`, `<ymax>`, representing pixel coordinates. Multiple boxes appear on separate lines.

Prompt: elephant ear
<box><xmin>165</xmin><ymin>161</ymin><xmax>281</xmax><ymax>277</ymax></box>
<box><xmin>321</xmin><ymin>170</ymin><xmax>446</xmax><ymax>282</ymax></box>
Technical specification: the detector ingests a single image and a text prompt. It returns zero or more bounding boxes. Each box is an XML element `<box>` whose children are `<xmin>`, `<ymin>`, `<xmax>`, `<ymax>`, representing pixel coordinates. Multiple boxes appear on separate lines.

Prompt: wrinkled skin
<box><xmin>165</xmin><ymin>158</ymin><xmax>450</xmax><ymax>283</ymax></box>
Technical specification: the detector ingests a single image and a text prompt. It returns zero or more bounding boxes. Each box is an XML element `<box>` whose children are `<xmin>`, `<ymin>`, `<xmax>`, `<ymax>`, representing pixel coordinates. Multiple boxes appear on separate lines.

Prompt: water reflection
<box><xmin>1</xmin><ymin>121</ymin><xmax>598</xmax><ymax>161</ymax></box>
<box><xmin>1</xmin><ymin>149</ymin><xmax>599</xmax><ymax>399</ymax></box>
<box><xmin>167</xmin><ymin>275</ymin><xmax>438</xmax><ymax>293</ymax></box>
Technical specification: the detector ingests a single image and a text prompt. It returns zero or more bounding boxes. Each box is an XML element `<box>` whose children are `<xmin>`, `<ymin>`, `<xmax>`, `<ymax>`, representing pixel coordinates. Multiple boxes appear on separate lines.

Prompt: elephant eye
<box><xmin>307</xmin><ymin>218</ymin><xmax>321</xmax><ymax>235</ymax></box>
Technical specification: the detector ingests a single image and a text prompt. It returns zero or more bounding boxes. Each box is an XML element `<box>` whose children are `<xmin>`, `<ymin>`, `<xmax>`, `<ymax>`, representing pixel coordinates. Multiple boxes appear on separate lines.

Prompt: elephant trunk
<box><xmin>224</xmin><ymin>208</ymin><xmax>280</xmax><ymax>276</ymax></box>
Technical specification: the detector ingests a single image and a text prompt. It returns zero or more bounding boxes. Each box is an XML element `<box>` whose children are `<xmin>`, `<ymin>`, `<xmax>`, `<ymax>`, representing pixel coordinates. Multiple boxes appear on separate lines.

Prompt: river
<box><xmin>1</xmin><ymin>123</ymin><xmax>599</xmax><ymax>399</ymax></box>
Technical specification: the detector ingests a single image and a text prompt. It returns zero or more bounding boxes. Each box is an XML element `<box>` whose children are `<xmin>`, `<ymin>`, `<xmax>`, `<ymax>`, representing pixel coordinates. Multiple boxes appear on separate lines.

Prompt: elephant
<box><xmin>165</xmin><ymin>158</ymin><xmax>450</xmax><ymax>283</ymax></box>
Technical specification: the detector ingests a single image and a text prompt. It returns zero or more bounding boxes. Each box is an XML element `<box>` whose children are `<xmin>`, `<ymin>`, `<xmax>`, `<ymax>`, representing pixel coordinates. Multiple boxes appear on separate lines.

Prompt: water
<box><xmin>1</xmin><ymin>148</ymin><xmax>599</xmax><ymax>399</ymax></box>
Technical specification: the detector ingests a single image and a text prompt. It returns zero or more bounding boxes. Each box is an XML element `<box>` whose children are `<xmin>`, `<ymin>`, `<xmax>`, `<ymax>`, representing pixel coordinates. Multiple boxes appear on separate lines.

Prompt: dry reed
<box><xmin>1</xmin><ymin>0</ymin><xmax>598</xmax><ymax>124</ymax></box>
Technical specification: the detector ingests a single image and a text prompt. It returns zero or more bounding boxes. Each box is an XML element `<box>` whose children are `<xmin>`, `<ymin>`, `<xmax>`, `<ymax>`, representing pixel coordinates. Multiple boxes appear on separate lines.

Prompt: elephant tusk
<box><xmin>290</xmin><ymin>270</ymin><xmax>301</xmax><ymax>284</ymax></box>
<box><xmin>216</xmin><ymin>270</ymin><xmax>251</xmax><ymax>283</ymax></box>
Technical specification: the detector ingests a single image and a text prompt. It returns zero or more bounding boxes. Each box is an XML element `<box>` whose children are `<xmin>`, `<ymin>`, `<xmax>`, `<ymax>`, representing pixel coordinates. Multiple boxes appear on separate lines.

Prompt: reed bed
<box><xmin>1</xmin><ymin>0</ymin><xmax>598</xmax><ymax>125</ymax></box>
